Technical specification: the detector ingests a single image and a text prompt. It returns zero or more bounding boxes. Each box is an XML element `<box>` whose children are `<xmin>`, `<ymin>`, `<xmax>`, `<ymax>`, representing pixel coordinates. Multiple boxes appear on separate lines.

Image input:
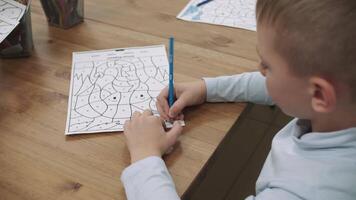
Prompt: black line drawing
<box><xmin>66</xmin><ymin>46</ymin><xmax>170</xmax><ymax>135</ymax></box>
<box><xmin>0</xmin><ymin>0</ymin><xmax>26</xmax><ymax>43</ymax></box>
<box><xmin>0</xmin><ymin>0</ymin><xmax>26</xmax><ymax>21</ymax></box>
<box><xmin>0</xmin><ymin>15</ymin><xmax>18</xmax><ymax>42</ymax></box>
<box><xmin>177</xmin><ymin>0</ymin><xmax>257</xmax><ymax>31</ymax></box>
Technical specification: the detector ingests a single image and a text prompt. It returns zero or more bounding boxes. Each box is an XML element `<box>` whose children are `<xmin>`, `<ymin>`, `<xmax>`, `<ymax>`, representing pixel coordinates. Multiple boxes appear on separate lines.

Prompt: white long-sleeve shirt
<box><xmin>121</xmin><ymin>72</ymin><xmax>356</xmax><ymax>200</ymax></box>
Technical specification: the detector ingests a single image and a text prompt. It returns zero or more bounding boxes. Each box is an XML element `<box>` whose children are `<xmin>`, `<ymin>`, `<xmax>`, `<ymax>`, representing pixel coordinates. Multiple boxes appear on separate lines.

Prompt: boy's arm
<box><xmin>203</xmin><ymin>71</ymin><xmax>274</xmax><ymax>105</ymax></box>
<box><xmin>121</xmin><ymin>156</ymin><xmax>180</xmax><ymax>200</ymax></box>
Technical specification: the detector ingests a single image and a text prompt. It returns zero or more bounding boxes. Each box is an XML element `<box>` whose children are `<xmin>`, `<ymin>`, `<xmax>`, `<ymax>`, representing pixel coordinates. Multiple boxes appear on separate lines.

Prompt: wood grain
<box><xmin>0</xmin><ymin>0</ymin><xmax>259</xmax><ymax>199</ymax></box>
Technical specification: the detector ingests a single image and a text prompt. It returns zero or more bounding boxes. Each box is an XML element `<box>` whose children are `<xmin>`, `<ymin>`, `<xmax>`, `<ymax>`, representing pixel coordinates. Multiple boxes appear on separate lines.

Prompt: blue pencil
<box><xmin>168</xmin><ymin>37</ymin><xmax>175</xmax><ymax>107</ymax></box>
<box><xmin>197</xmin><ymin>0</ymin><xmax>214</xmax><ymax>7</ymax></box>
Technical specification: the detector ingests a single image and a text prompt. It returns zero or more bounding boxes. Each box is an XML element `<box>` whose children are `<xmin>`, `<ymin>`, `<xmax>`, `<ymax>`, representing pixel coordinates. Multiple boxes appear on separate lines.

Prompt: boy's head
<box><xmin>255</xmin><ymin>0</ymin><xmax>356</xmax><ymax>128</ymax></box>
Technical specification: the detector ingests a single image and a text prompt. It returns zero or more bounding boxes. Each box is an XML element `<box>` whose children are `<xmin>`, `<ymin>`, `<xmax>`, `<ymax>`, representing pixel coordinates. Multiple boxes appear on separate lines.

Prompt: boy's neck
<box><xmin>311</xmin><ymin>111</ymin><xmax>356</xmax><ymax>132</ymax></box>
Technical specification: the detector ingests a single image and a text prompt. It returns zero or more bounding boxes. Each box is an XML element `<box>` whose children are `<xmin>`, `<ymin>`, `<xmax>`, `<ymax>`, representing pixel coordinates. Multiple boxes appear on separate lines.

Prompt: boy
<box><xmin>121</xmin><ymin>0</ymin><xmax>356</xmax><ymax>199</ymax></box>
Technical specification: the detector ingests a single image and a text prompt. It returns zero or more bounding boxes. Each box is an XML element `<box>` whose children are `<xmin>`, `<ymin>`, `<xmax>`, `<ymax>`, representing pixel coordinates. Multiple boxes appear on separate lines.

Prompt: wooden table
<box><xmin>0</xmin><ymin>0</ymin><xmax>259</xmax><ymax>199</ymax></box>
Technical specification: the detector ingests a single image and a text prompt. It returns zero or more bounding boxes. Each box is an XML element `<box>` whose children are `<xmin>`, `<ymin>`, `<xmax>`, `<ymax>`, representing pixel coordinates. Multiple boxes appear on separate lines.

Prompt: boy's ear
<box><xmin>309</xmin><ymin>77</ymin><xmax>337</xmax><ymax>113</ymax></box>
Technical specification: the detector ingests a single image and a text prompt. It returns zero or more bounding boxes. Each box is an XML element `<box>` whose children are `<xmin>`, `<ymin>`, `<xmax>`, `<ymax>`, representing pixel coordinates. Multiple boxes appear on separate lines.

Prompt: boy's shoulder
<box><xmin>257</xmin><ymin>119</ymin><xmax>356</xmax><ymax>199</ymax></box>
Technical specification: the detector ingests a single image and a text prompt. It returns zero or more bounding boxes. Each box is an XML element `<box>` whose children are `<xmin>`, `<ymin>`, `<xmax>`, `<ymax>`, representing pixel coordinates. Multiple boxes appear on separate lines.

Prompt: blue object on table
<box><xmin>197</xmin><ymin>0</ymin><xmax>214</xmax><ymax>7</ymax></box>
<box><xmin>168</xmin><ymin>37</ymin><xmax>175</xmax><ymax>107</ymax></box>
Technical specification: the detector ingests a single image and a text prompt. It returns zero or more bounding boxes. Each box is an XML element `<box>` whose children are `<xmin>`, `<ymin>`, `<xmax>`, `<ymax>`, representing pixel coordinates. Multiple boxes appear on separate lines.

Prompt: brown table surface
<box><xmin>0</xmin><ymin>0</ymin><xmax>260</xmax><ymax>199</ymax></box>
<box><xmin>182</xmin><ymin>104</ymin><xmax>292</xmax><ymax>200</ymax></box>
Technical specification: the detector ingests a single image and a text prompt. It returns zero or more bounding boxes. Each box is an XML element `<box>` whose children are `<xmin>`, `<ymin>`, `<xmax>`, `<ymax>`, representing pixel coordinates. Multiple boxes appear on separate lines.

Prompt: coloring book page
<box><xmin>0</xmin><ymin>0</ymin><xmax>26</xmax><ymax>43</ymax></box>
<box><xmin>0</xmin><ymin>0</ymin><xmax>26</xmax><ymax>21</ymax></box>
<box><xmin>66</xmin><ymin>45</ymin><xmax>176</xmax><ymax>135</ymax></box>
<box><xmin>0</xmin><ymin>14</ymin><xmax>18</xmax><ymax>43</ymax></box>
<box><xmin>177</xmin><ymin>0</ymin><xmax>256</xmax><ymax>31</ymax></box>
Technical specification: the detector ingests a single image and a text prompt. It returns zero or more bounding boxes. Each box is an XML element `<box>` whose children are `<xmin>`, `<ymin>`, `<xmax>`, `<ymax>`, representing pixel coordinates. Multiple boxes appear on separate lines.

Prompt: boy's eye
<box><xmin>259</xmin><ymin>62</ymin><xmax>269</xmax><ymax>70</ymax></box>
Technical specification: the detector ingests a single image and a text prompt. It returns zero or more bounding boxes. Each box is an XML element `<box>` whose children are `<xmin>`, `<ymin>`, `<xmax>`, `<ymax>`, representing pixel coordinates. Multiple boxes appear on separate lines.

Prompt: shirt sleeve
<box><xmin>203</xmin><ymin>71</ymin><xmax>274</xmax><ymax>105</ymax></box>
<box><xmin>121</xmin><ymin>156</ymin><xmax>180</xmax><ymax>200</ymax></box>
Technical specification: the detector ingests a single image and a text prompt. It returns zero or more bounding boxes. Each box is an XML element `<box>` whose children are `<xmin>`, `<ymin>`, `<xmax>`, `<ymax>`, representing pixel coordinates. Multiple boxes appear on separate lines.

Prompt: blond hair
<box><xmin>256</xmin><ymin>0</ymin><xmax>356</xmax><ymax>99</ymax></box>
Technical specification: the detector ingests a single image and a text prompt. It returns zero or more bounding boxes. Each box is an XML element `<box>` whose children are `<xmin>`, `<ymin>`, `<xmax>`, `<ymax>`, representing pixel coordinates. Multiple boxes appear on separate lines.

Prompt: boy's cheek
<box><xmin>265</xmin><ymin>79</ymin><xmax>287</xmax><ymax>109</ymax></box>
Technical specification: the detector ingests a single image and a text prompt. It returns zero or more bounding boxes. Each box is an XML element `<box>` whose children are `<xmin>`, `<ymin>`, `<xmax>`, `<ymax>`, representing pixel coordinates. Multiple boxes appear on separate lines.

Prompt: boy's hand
<box><xmin>156</xmin><ymin>80</ymin><xmax>207</xmax><ymax>120</ymax></box>
<box><xmin>123</xmin><ymin>110</ymin><xmax>183</xmax><ymax>163</ymax></box>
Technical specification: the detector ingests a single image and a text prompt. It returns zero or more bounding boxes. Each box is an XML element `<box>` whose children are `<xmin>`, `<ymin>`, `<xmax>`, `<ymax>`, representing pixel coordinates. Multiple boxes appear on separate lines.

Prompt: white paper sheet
<box><xmin>0</xmin><ymin>0</ymin><xmax>26</xmax><ymax>43</ymax></box>
<box><xmin>65</xmin><ymin>45</ymin><xmax>184</xmax><ymax>135</ymax></box>
<box><xmin>0</xmin><ymin>14</ymin><xmax>18</xmax><ymax>43</ymax></box>
<box><xmin>0</xmin><ymin>0</ymin><xmax>26</xmax><ymax>21</ymax></box>
<box><xmin>177</xmin><ymin>0</ymin><xmax>257</xmax><ymax>31</ymax></box>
